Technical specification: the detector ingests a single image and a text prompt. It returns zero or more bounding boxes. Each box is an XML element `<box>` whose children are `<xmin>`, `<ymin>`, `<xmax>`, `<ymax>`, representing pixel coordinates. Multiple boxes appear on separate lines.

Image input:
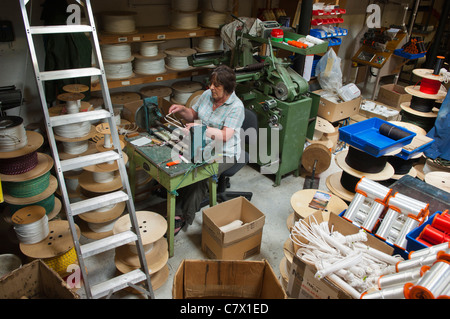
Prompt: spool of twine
<box><xmin>9</xmin><ymin>193</ymin><xmax>56</xmax><ymax>216</ymax></box>
<box><xmin>170</xmin><ymin>11</ymin><xmax>199</xmax><ymax>30</ymax></box>
<box><xmin>62</xmin><ymin>140</ymin><xmax>89</xmax><ymax>155</ymax></box>
<box><xmin>140</xmin><ymin>42</ymin><xmax>160</xmax><ymax>57</ymax></box>
<box><xmin>134</xmin><ymin>57</ymin><xmax>166</xmax><ymax>75</ymax></box>
<box><xmin>171</xmin><ymin>0</ymin><xmax>198</xmax><ymax>12</ymax></box>
<box><xmin>12</xmin><ymin>206</ymin><xmax>49</xmax><ymax>245</ymax></box>
<box><xmin>101</xmin><ymin>12</ymin><xmax>137</xmax><ymax>34</ymax></box>
<box><xmin>54</xmin><ymin>121</ymin><xmax>91</xmax><ymax>138</ymax></box>
<box><xmin>0</xmin><ymin>151</ymin><xmax>38</xmax><ymax>175</ymax></box>
<box><xmin>201</xmin><ymin>10</ymin><xmax>228</xmax><ymax>28</ymax></box>
<box><xmin>104</xmin><ymin>61</ymin><xmax>134</xmax><ymax>80</ymax></box>
<box><xmin>198</xmin><ymin>36</ymin><xmax>223</xmax><ymax>52</ymax></box>
<box><xmin>0</xmin><ymin>116</ymin><xmax>28</xmax><ymax>152</ymax></box>
<box><xmin>101</xmin><ymin>43</ymin><xmax>132</xmax><ymax>62</ymax></box>
<box><xmin>4</xmin><ymin>171</ymin><xmax>51</xmax><ymax>198</ymax></box>
<box><xmin>203</xmin><ymin>0</ymin><xmax>228</xmax><ymax>12</ymax></box>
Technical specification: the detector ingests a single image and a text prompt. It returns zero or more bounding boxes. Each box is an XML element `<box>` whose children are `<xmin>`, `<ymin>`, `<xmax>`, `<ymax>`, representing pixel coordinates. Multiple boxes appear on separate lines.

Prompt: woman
<box><xmin>168</xmin><ymin>65</ymin><xmax>245</xmax><ymax>232</ymax></box>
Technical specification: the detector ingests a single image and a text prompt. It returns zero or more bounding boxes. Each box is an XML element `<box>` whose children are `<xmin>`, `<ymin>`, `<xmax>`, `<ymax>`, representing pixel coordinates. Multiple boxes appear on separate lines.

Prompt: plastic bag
<box><xmin>315</xmin><ymin>48</ymin><xmax>343</xmax><ymax>92</ymax></box>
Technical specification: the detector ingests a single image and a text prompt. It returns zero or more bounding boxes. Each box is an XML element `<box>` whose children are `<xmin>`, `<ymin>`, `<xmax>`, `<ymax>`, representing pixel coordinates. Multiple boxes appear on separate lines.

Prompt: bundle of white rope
<box><xmin>198</xmin><ymin>36</ymin><xmax>223</xmax><ymax>52</ymax></box>
<box><xmin>101</xmin><ymin>43</ymin><xmax>132</xmax><ymax>62</ymax></box>
<box><xmin>62</xmin><ymin>140</ymin><xmax>89</xmax><ymax>155</ymax></box>
<box><xmin>104</xmin><ymin>61</ymin><xmax>133</xmax><ymax>80</ymax></box>
<box><xmin>0</xmin><ymin>121</ymin><xmax>27</xmax><ymax>152</ymax></box>
<box><xmin>170</xmin><ymin>11</ymin><xmax>199</xmax><ymax>30</ymax></box>
<box><xmin>101</xmin><ymin>12</ymin><xmax>137</xmax><ymax>34</ymax></box>
<box><xmin>171</xmin><ymin>0</ymin><xmax>198</xmax><ymax>12</ymax></box>
<box><xmin>134</xmin><ymin>57</ymin><xmax>166</xmax><ymax>75</ymax></box>
<box><xmin>54</xmin><ymin>121</ymin><xmax>91</xmax><ymax>138</ymax></box>
<box><xmin>290</xmin><ymin>215</ymin><xmax>404</xmax><ymax>297</ymax></box>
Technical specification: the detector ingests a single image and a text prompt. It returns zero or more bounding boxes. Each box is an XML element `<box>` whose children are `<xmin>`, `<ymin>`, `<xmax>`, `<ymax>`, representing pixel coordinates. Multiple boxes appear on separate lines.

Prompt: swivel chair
<box><xmin>216</xmin><ymin>108</ymin><xmax>257</xmax><ymax>202</ymax></box>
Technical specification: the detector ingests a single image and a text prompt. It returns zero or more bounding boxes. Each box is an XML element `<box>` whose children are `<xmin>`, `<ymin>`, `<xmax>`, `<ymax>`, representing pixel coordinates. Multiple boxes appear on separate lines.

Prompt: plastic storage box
<box><xmin>339</xmin><ymin>118</ymin><xmax>416</xmax><ymax>157</ymax></box>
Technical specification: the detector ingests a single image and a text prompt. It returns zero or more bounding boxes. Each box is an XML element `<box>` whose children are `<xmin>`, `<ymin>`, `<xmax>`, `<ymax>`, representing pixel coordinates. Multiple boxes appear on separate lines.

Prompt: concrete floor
<box><xmin>76</xmin><ymin>156</ymin><xmax>343</xmax><ymax>299</ymax></box>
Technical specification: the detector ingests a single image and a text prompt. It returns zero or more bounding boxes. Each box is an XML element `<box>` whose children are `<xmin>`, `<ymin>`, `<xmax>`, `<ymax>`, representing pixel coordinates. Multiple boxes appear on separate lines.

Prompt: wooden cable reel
<box><xmin>301</xmin><ymin>143</ymin><xmax>332</xmax><ymax>189</ymax></box>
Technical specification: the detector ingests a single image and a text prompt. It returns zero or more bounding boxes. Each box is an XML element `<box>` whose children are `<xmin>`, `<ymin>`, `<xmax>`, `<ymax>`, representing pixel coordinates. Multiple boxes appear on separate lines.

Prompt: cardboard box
<box><xmin>359</xmin><ymin>100</ymin><xmax>400</xmax><ymax>121</ymax></box>
<box><xmin>376</xmin><ymin>84</ymin><xmax>412</xmax><ymax>109</ymax></box>
<box><xmin>173</xmin><ymin>259</ymin><xmax>286</xmax><ymax>299</ymax></box>
<box><xmin>286</xmin><ymin>211</ymin><xmax>394</xmax><ymax>299</ymax></box>
<box><xmin>202</xmin><ymin>197</ymin><xmax>265</xmax><ymax>260</ymax></box>
<box><xmin>314</xmin><ymin>89</ymin><xmax>361</xmax><ymax>123</ymax></box>
<box><xmin>0</xmin><ymin>259</ymin><xmax>79</xmax><ymax>299</ymax></box>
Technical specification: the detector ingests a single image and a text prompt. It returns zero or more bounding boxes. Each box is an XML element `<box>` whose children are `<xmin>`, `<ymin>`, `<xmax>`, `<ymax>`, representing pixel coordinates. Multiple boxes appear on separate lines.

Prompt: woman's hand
<box><xmin>168</xmin><ymin>104</ymin><xmax>185</xmax><ymax>115</ymax></box>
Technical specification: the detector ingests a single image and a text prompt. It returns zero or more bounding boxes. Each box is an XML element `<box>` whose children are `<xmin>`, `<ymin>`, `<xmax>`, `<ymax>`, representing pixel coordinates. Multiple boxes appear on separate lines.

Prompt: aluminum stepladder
<box><xmin>19</xmin><ymin>0</ymin><xmax>154</xmax><ymax>299</ymax></box>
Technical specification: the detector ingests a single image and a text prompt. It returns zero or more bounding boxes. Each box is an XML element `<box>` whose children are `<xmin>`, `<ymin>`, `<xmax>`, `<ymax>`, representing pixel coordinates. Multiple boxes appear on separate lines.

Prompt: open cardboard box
<box><xmin>0</xmin><ymin>259</ymin><xmax>79</xmax><ymax>299</ymax></box>
<box><xmin>173</xmin><ymin>259</ymin><xmax>286</xmax><ymax>299</ymax></box>
<box><xmin>313</xmin><ymin>89</ymin><xmax>361</xmax><ymax>123</ymax></box>
<box><xmin>286</xmin><ymin>210</ymin><xmax>394</xmax><ymax>299</ymax></box>
<box><xmin>202</xmin><ymin>196</ymin><xmax>265</xmax><ymax>260</ymax></box>
<box><xmin>376</xmin><ymin>84</ymin><xmax>412</xmax><ymax>110</ymax></box>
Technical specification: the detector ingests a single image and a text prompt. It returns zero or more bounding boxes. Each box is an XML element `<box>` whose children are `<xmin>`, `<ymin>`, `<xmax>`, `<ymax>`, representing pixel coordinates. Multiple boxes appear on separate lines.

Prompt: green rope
<box><xmin>4</xmin><ymin>171</ymin><xmax>51</xmax><ymax>198</ymax></box>
<box><xmin>9</xmin><ymin>193</ymin><xmax>55</xmax><ymax>215</ymax></box>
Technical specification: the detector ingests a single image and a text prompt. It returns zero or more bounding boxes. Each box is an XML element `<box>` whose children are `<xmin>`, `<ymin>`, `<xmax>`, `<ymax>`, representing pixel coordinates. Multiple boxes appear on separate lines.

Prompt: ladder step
<box><xmin>60</xmin><ymin>150</ymin><xmax>120</xmax><ymax>172</ymax></box>
<box><xmin>30</xmin><ymin>25</ymin><xmax>94</xmax><ymax>34</ymax></box>
<box><xmin>80</xmin><ymin>230</ymin><xmax>137</xmax><ymax>258</ymax></box>
<box><xmin>70</xmin><ymin>190</ymin><xmax>129</xmax><ymax>216</ymax></box>
<box><xmin>50</xmin><ymin>109</ymin><xmax>111</xmax><ymax>127</ymax></box>
<box><xmin>91</xmin><ymin>269</ymin><xmax>147</xmax><ymax>299</ymax></box>
<box><xmin>39</xmin><ymin>67</ymin><xmax>102</xmax><ymax>81</ymax></box>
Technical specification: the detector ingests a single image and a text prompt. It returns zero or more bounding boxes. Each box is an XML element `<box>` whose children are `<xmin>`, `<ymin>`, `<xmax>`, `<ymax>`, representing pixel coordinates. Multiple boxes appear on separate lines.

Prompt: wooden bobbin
<box><xmin>164</xmin><ymin>47</ymin><xmax>197</xmax><ymax>71</ymax></box>
<box><xmin>301</xmin><ymin>143</ymin><xmax>332</xmax><ymax>175</ymax></box>
<box><xmin>425</xmin><ymin>171</ymin><xmax>450</xmax><ymax>193</ymax></box>
<box><xmin>63</xmin><ymin>84</ymin><xmax>89</xmax><ymax>93</ymax></box>
<box><xmin>113</xmin><ymin>211</ymin><xmax>168</xmax><ymax>246</ymax></box>
<box><xmin>290</xmin><ymin>189</ymin><xmax>348</xmax><ymax>220</ymax></box>
<box><xmin>170</xmin><ymin>80</ymin><xmax>203</xmax><ymax>105</ymax></box>
<box><xmin>19</xmin><ymin>220</ymin><xmax>81</xmax><ymax>277</ymax></box>
<box><xmin>326</xmin><ymin>171</ymin><xmax>355</xmax><ymax>202</ymax></box>
<box><xmin>57</xmin><ymin>92</ymin><xmax>85</xmax><ymax>103</ymax></box>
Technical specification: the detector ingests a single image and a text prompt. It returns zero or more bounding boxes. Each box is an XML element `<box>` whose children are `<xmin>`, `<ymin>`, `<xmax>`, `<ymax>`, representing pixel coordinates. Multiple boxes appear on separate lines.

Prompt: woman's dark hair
<box><xmin>210</xmin><ymin>65</ymin><xmax>236</xmax><ymax>95</ymax></box>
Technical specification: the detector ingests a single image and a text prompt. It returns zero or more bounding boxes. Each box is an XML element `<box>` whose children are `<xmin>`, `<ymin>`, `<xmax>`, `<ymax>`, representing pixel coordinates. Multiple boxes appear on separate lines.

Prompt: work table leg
<box><xmin>167</xmin><ymin>192</ymin><xmax>176</xmax><ymax>257</ymax></box>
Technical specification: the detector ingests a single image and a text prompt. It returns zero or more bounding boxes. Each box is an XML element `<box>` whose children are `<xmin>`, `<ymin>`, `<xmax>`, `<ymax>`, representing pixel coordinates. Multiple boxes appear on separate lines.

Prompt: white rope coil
<box><xmin>166</xmin><ymin>55</ymin><xmax>191</xmax><ymax>70</ymax></box>
<box><xmin>201</xmin><ymin>10</ymin><xmax>228</xmax><ymax>28</ymax></box>
<box><xmin>54</xmin><ymin>124</ymin><xmax>89</xmax><ymax>140</ymax></box>
<box><xmin>198</xmin><ymin>36</ymin><xmax>223</xmax><ymax>52</ymax></box>
<box><xmin>170</xmin><ymin>11</ymin><xmax>199</xmax><ymax>30</ymax></box>
<box><xmin>171</xmin><ymin>0</ymin><xmax>198</xmax><ymax>12</ymax></box>
<box><xmin>104</xmin><ymin>62</ymin><xmax>133</xmax><ymax>80</ymax></box>
<box><xmin>0</xmin><ymin>122</ymin><xmax>27</xmax><ymax>152</ymax></box>
<box><xmin>88</xmin><ymin>218</ymin><xmax>118</xmax><ymax>233</ymax></box>
<box><xmin>62</xmin><ymin>140</ymin><xmax>89</xmax><ymax>155</ymax></box>
<box><xmin>93</xmin><ymin>171</ymin><xmax>115</xmax><ymax>183</ymax></box>
<box><xmin>54</xmin><ymin>121</ymin><xmax>91</xmax><ymax>138</ymax></box>
<box><xmin>66</xmin><ymin>100</ymin><xmax>81</xmax><ymax>114</ymax></box>
<box><xmin>101</xmin><ymin>43</ymin><xmax>132</xmax><ymax>62</ymax></box>
<box><xmin>172</xmin><ymin>91</ymin><xmax>194</xmax><ymax>105</ymax></box>
<box><xmin>129</xmin><ymin>242</ymin><xmax>154</xmax><ymax>255</ymax></box>
<box><xmin>65</xmin><ymin>177</ymin><xmax>79</xmax><ymax>192</ymax></box>
<box><xmin>13</xmin><ymin>214</ymin><xmax>49</xmax><ymax>245</ymax></box>
<box><xmin>134</xmin><ymin>57</ymin><xmax>166</xmax><ymax>75</ymax></box>
<box><xmin>140</xmin><ymin>42</ymin><xmax>159</xmax><ymax>57</ymax></box>
<box><xmin>94</xmin><ymin>203</ymin><xmax>116</xmax><ymax>213</ymax></box>
<box><xmin>101</xmin><ymin>12</ymin><xmax>136</xmax><ymax>34</ymax></box>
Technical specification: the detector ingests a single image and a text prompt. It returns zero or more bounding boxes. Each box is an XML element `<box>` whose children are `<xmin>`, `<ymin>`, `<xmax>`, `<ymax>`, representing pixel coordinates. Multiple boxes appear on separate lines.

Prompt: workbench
<box><xmin>125</xmin><ymin>133</ymin><xmax>218</xmax><ymax>257</ymax></box>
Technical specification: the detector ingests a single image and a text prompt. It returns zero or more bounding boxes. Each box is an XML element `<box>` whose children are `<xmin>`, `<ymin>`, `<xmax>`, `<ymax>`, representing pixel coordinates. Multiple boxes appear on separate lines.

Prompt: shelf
<box><xmin>91</xmin><ymin>67</ymin><xmax>212</xmax><ymax>91</ymax></box>
<box><xmin>98</xmin><ymin>26</ymin><xmax>218</xmax><ymax>44</ymax></box>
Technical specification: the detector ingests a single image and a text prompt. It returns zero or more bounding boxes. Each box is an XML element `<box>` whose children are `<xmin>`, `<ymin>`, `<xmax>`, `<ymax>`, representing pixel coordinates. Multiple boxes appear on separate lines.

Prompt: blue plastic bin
<box><xmin>406</xmin><ymin>211</ymin><xmax>447</xmax><ymax>253</ymax></box>
<box><xmin>339</xmin><ymin>118</ymin><xmax>416</xmax><ymax>157</ymax></box>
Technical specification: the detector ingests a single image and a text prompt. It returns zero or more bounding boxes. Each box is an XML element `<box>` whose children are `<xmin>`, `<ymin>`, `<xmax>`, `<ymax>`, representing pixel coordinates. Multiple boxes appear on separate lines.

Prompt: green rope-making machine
<box><xmin>189</xmin><ymin>20</ymin><xmax>328</xmax><ymax>186</ymax></box>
